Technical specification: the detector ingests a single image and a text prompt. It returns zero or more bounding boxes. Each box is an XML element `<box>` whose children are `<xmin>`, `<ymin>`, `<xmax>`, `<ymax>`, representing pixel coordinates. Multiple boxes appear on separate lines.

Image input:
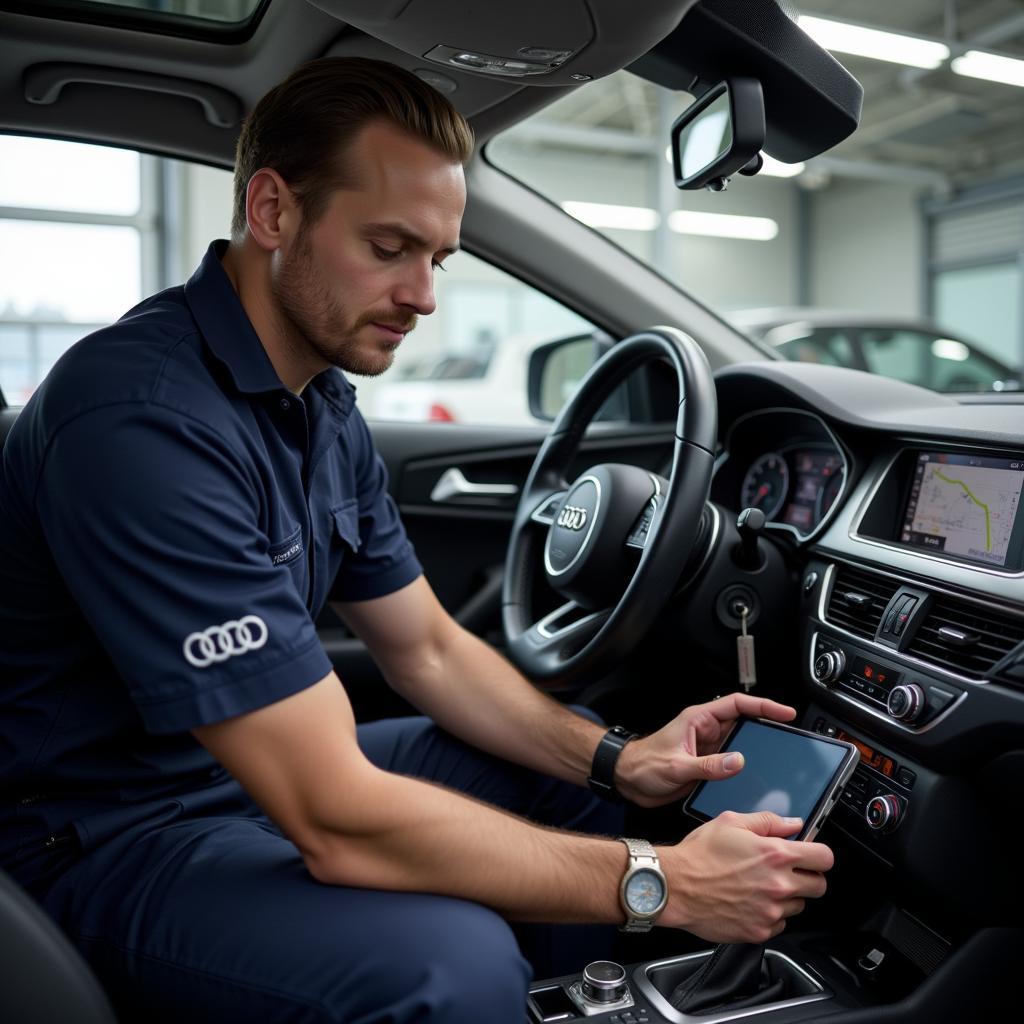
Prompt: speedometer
<box><xmin>740</xmin><ymin>453</ymin><xmax>790</xmax><ymax>520</ymax></box>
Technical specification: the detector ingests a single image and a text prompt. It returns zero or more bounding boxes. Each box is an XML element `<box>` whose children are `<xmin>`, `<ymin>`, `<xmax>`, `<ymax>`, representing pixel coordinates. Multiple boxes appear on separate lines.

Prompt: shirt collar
<box><xmin>184</xmin><ymin>240</ymin><xmax>285</xmax><ymax>395</ymax></box>
<box><xmin>184</xmin><ymin>240</ymin><xmax>358</xmax><ymax>419</ymax></box>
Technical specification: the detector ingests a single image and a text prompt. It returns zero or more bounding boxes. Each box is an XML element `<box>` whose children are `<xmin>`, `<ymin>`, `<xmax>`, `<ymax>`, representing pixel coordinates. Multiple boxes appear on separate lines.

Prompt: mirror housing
<box><xmin>670</xmin><ymin>78</ymin><xmax>766</xmax><ymax>191</ymax></box>
<box><xmin>526</xmin><ymin>330</ymin><xmax>615</xmax><ymax>421</ymax></box>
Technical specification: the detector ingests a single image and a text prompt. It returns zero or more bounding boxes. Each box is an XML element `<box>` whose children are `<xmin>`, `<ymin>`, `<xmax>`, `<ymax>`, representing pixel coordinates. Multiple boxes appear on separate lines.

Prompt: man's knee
<box><xmin>338</xmin><ymin>898</ymin><xmax>531</xmax><ymax>1024</ymax></box>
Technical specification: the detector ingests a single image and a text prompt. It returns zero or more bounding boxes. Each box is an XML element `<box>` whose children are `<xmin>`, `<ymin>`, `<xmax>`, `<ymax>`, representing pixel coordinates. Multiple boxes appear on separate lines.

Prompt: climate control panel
<box><xmin>811</xmin><ymin>633</ymin><xmax>962</xmax><ymax>728</ymax></box>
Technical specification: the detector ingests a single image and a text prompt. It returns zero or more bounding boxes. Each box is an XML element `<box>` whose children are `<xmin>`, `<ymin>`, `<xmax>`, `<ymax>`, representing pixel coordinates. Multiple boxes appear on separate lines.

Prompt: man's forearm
<box><xmin>306</xmin><ymin>759</ymin><xmax>630</xmax><ymax>924</ymax></box>
<box><xmin>391</xmin><ymin>621</ymin><xmax>609</xmax><ymax>788</ymax></box>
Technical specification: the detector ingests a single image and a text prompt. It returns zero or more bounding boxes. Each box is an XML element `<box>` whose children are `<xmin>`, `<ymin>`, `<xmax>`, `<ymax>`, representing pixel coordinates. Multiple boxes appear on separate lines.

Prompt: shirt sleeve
<box><xmin>328</xmin><ymin>410</ymin><xmax>422</xmax><ymax>602</ymax></box>
<box><xmin>34</xmin><ymin>402</ymin><xmax>333</xmax><ymax>734</ymax></box>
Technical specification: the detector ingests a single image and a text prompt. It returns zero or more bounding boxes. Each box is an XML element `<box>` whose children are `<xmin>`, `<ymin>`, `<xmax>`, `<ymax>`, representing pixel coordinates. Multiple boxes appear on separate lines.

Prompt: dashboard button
<box><xmin>925</xmin><ymin>685</ymin><xmax>957</xmax><ymax>713</ymax></box>
<box><xmin>896</xmin><ymin>767</ymin><xmax>916</xmax><ymax>789</ymax></box>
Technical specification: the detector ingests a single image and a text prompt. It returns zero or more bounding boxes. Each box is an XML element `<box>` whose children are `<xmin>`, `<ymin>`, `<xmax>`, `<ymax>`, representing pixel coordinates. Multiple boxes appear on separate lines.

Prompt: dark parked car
<box><xmin>731</xmin><ymin>307</ymin><xmax>1021</xmax><ymax>394</ymax></box>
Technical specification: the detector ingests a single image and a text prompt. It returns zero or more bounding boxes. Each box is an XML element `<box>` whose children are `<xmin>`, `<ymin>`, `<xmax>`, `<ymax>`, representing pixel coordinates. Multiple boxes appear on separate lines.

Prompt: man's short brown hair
<box><xmin>231</xmin><ymin>56</ymin><xmax>474</xmax><ymax>238</ymax></box>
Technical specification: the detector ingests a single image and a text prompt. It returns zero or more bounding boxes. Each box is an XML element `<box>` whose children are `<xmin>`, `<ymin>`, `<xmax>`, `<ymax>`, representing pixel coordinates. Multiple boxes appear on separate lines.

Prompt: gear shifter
<box><xmin>670</xmin><ymin>943</ymin><xmax>790</xmax><ymax>1014</ymax></box>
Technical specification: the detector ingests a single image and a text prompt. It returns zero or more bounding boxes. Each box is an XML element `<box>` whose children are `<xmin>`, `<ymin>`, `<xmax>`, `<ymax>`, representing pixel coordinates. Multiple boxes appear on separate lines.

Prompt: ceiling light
<box><xmin>668</xmin><ymin>210</ymin><xmax>779</xmax><ymax>241</ymax></box>
<box><xmin>951</xmin><ymin>49</ymin><xmax>1024</xmax><ymax>88</ymax></box>
<box><xmin>798</xmin><ymin>15</ymin><xmax>949</xmax><ymax>69</ymax></box>
<box><xmin>561</xmin><ymin>201</ymin><xmax>659</xmax><ymax>231</ymax></box>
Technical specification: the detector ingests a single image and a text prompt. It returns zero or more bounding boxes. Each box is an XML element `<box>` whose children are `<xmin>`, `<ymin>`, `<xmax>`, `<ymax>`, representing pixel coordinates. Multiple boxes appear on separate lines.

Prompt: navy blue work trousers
<box><xmin>40</xmin><ymin>715</ymin><xmax>624</xmax><ymax>1023</ymax></box>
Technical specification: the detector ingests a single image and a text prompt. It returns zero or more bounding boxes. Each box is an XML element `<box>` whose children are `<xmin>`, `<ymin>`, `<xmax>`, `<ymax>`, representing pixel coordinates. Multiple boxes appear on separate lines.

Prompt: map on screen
<box><xmin>901</xmin><ymin>453</ymin><xmax>1024</xmax><ymax>566</ymax></box>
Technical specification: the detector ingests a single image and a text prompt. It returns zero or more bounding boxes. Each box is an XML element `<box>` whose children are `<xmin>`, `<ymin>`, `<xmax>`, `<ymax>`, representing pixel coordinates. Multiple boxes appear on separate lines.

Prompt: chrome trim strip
<box><xmin>635</xmin><ymin>949</ymin><xmax>830</xmax><ymax>1024</ymax></box>
<box><xmin>721</xmin><ymin>407</ymin><xmax>851</xmax><ymax>545</ymax></box>
<box><xmin>544</xmin><ymin>475</ymin><xmax>602</xmax><ymax>577</ymax></box>
<box><xmin>849</xmin><ymin>444</ymin><xmax>1024</xmax><ymax>580</ymax></box>
<box><xmin>535</xmin><ymin>601</ymin><xmax>607</xmax><ymax>641</ymax></box>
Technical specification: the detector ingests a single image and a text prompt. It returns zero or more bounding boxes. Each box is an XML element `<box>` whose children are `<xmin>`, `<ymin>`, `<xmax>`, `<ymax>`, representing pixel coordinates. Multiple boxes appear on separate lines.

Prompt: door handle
<box><xmin>430</xmin><ymin>467</ymin><xmax>519</xmax><ymax>503</ymax></box>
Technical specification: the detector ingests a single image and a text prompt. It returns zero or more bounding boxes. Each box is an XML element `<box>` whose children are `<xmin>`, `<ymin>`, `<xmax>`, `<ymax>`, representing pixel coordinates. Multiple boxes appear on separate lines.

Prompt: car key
<box><xmin>736</xmin><ymin>604</ymin><xmax>757</xmax><ymax>691</ymax></box>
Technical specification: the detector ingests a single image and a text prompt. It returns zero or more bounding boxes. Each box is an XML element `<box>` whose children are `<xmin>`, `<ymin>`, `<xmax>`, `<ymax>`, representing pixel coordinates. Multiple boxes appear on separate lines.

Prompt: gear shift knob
<box><xmin>735</xmin><ymin>507</ymin><xmax>766</xmax><ymax>570</ymax></box>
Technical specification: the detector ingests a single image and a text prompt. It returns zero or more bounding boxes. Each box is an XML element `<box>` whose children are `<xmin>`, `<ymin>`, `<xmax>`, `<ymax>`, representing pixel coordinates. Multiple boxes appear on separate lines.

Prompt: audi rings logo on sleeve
<box><xmin>183</xmin><ymin>615</ymin><xmax>269</xmax><ymax>669</ymax></box>
<box><xmin>556</xmin><ymin>505</ymin><xmax>588</xmax><ymax>531</ymax></box>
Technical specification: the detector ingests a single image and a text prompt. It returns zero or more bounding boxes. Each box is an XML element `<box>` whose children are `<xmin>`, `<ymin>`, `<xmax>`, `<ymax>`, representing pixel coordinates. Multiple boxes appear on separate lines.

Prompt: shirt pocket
<box><xmin>331</xmin><ymin>499</ymin><xmax>362</xmax><ymax>555</ymax></box>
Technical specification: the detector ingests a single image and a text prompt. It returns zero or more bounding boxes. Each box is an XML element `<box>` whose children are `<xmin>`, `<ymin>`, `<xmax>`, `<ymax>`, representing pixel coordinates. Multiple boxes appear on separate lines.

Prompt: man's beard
<box><xmin>272</xmin><ymin>229</ymin><xmax>416</xmax><ymax>378</ymax></box>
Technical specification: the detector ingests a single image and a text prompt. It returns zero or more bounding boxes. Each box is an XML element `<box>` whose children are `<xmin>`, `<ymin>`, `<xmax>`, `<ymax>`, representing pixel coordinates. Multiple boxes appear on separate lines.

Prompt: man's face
<box><xmin>272</xmin><ymin>119</ymin><xmax>466</xmax><ymax>377</ymax></box>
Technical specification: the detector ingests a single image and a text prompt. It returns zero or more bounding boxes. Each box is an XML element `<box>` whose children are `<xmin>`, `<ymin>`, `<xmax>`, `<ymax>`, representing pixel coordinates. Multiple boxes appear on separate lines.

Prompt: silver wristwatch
<box><xmin>618</xmin><ymin>837</ymin><xmax>668</xmax><ymax>933</ymax></box>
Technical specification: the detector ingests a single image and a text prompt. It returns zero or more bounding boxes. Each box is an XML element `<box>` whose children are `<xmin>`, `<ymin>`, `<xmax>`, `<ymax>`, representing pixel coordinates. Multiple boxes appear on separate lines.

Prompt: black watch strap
<box><xmin>588</xmin><ymin>726</ymin><xmax>638</xmax><ymax>803</ymax></box>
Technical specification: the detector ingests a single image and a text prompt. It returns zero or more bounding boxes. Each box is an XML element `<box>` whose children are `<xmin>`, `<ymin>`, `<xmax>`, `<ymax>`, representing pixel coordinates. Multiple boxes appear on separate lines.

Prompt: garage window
<box><xmin>0</xmin><ymin>136</ymin><xmax>156</xmax><ymax>405</ymax></box>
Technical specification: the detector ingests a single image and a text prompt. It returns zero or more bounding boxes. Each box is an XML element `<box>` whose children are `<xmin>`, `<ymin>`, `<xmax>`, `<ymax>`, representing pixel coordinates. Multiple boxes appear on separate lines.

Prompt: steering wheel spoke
<box><xmin>530</xmin><ymin>490</ymin><xmax>568</xmax><ymax>527</ymax></box>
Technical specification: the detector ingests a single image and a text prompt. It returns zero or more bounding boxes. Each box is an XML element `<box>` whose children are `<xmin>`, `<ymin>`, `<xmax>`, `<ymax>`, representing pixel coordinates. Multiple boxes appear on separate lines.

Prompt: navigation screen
<box><xmin>901</xmin><ymin>451</ymin><xmax>1024</xmax><ymax>567</ymax></box>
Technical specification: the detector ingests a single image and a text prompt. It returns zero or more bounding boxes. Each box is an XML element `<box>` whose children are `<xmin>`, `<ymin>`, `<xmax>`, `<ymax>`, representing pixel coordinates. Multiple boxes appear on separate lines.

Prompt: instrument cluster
<box><xmin>713</xmin><ymin>410</ymin><xmax>849</xmax><ymax>541</ymax></box>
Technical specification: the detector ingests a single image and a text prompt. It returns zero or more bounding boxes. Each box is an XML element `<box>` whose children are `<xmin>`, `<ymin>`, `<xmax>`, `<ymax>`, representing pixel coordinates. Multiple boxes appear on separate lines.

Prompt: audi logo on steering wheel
<box><xmin>183</xmin><ymin>615</ymin><xmax>269</xmax><ymax>668</ymax></box>
<box><xmin>556</xmin><ymin>505</ymin><xmax>588</xmax><ymax>531</ymax></box>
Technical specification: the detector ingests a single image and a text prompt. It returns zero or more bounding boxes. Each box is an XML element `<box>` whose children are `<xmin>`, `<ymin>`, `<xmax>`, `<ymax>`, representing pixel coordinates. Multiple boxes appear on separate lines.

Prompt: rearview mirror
<box><xmin>671</xmin><ymin>78</ymin><xmax>766</xmax><ymax>191</ymax></box>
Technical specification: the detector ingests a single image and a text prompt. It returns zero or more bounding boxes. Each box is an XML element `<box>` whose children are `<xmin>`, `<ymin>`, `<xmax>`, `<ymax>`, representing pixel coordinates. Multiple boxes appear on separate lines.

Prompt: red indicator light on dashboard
<box><xmin>876</xmin><ymin>674</ymin><xmax>886</xmax><ymax>684</ymax></box>
<box><xmin>864</xmin><ymin>666</ymin><xmax>873</xmax><ymax>679</ymax></box>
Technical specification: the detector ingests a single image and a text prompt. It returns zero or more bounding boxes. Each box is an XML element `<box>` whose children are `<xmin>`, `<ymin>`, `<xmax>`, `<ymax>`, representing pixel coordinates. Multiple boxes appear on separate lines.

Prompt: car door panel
<box><xmin>324</xmin><ymin>420</ymin><xmax>676</xmax><ymax>718</ymax></box>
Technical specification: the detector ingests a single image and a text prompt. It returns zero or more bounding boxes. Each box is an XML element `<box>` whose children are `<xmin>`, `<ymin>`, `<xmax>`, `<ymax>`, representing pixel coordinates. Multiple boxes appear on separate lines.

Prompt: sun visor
<box><xmin>629</xmin><ymin>0</ymin><xmax>863</xmax><ymax>163</ymax></box>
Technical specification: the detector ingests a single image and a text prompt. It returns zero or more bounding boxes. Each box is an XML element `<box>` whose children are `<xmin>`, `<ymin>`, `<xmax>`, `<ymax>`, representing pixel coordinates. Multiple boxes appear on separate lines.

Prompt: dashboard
<box><xmin>708</xmin><ymin>361</ymin><xmax>1024</xmax><ymax>951</ymax></box>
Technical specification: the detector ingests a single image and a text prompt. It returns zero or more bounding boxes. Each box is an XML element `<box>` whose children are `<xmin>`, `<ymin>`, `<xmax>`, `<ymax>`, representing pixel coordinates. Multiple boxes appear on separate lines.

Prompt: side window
<box><xmin>771</xmin><ymin>328</ymin><xmax>855</xmax><ymax>368</ymax></box>
<box><xmin>859</xmin><ymin>330</ymin><xmax>929</xmax><ymax>387</ymax></box>
<box><xmin>0</xmin><ymin>136</ymin><xmax>233</xmax><ymax>407</ymax></box>
<box><xmin>360</xmin><ymin>250</ymin><xmax>604</xmax><ymax>426</ymax></box>
<box><xmin>0</xmin><ymin>137</ymin><xmax>148</xmax><ymax>405</ymax></box>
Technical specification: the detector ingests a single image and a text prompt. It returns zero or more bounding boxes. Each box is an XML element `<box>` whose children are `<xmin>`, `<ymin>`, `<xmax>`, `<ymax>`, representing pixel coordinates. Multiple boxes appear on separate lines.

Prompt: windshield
<box><xmin>489</xmin><ymin>69</ymin><xmax>1022</xmax><ymax>395</ymax></box>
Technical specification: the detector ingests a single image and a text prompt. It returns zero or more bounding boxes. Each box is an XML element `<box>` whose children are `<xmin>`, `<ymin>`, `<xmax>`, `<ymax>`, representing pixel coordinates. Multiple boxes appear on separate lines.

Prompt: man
<box><xmin>0</xmin><ymin>58</ymin><xmax>833</xmax><ymax>1022</ymax></box>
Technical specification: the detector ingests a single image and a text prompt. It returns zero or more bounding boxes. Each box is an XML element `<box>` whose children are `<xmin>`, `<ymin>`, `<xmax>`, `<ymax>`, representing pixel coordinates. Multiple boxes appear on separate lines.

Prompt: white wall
<box><xmin>179</xmin><ymin>162</ymin><xmax>234</xmax><ymax>279</ymax></box>
<box><xmin>809</xmin><ymin>180</ymin><xmax>924</xmax><ymax>316</ymax></box>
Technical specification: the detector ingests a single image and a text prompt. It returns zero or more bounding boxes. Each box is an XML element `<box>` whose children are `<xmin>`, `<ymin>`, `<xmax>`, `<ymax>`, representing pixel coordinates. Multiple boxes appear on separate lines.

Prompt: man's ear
<box><xmin>245</xmin><ymin>168</ymin><xmax>301</xmax><ymax>252</ymax></box>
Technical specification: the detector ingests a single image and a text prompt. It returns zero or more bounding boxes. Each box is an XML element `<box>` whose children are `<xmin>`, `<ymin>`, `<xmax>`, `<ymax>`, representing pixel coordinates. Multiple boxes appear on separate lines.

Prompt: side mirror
<box><xmin>527</xmin><ymin>330</ymin><xmax>616</xmax><ymax>421</ymax></box>
<box><xmin>671</xmin><ymin>78</ymin><xmax>766</xmax><ymax>191</ymax></box>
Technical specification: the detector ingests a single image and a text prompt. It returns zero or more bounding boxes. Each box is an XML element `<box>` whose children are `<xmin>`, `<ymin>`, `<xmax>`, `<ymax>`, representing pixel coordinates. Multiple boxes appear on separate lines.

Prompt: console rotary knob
<box><xmin>865</xmin><ymin>794</ymin><xmax>902</xmax><ymax>833</ymax></box>
<box><xmin>813</xmin><ymin>649</ymin><xmax>846</xmax><ymax>686</ymax></box>
<box><xmin>887</xmin><ymin>683</ymin><xmax>925</xmax><ymax>723</ymax></box>
<box><xmin>580</xmin><ymin>961</ymin><xmax>628</xmax><ymax>1004</ymax></box>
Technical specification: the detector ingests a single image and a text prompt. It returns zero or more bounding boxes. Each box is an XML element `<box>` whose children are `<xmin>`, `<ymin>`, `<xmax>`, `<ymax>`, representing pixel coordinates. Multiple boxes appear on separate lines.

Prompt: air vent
<box><xmin>907</xmin><ymin>598</ymin><xmax>1024</xmax><ymax>679</ymax></box>
<box><xmin>825</xmin><ymin>565</ymin><xmax>901</xmax><ymax>640</ymax></box>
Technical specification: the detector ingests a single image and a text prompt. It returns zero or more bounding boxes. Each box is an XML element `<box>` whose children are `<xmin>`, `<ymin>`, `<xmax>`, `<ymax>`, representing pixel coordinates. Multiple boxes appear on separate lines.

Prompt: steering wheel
<box><xmin>502</xmin><ymin>327</ymin><xmax>718</xmax><ymax>686</ymax></box>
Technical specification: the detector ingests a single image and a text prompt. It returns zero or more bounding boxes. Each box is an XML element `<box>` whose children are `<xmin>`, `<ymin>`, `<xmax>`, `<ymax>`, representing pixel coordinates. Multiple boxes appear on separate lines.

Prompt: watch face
<box><xmin>625</xmin><ymin>868</ymin><xmax>665</xmax><ymax>916</ymax></box>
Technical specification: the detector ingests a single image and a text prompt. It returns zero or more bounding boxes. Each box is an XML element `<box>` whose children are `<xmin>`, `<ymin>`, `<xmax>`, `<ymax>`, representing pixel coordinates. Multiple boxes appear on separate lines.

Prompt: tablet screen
<box><xmin>687</xmin><ymin>719</ymin><xmax>851</xmax><ymax>829</ymax></box>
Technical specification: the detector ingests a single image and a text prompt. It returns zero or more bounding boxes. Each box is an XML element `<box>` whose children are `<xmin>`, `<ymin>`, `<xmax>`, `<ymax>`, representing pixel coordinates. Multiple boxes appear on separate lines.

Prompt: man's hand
<box><xmin>615</xmin><ymin>694</ymin><xmax>797</xmax><ymax>808</ymax></box>
<box><xmin>660</xmin><ymin>811</ymin><xmax>834</xmax><ymax>943</ymax></box>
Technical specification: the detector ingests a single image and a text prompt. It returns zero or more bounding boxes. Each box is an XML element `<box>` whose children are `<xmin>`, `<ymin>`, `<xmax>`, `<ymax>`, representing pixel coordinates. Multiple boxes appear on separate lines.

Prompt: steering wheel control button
<box><xmin>568</xmin><ymin>960</ymin><xmax>634</xmax><ymax>1016</ymax></box>
<box><xmin>887</xmin><ymin>683</ymin><xmax>924</xmax><ymax>722</ymax></box>
<box><xmin>865</xmin><ymin>794</ymin><xmax>902</xmax><ymax>832</ymax></box>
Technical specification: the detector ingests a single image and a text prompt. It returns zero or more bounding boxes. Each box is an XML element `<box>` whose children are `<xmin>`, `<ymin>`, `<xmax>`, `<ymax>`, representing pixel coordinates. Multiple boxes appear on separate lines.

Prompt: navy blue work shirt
<box><xmin>0</xmin><ymin>240</ymin><xmax>422</xmax><ymax>888</ymax></box>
